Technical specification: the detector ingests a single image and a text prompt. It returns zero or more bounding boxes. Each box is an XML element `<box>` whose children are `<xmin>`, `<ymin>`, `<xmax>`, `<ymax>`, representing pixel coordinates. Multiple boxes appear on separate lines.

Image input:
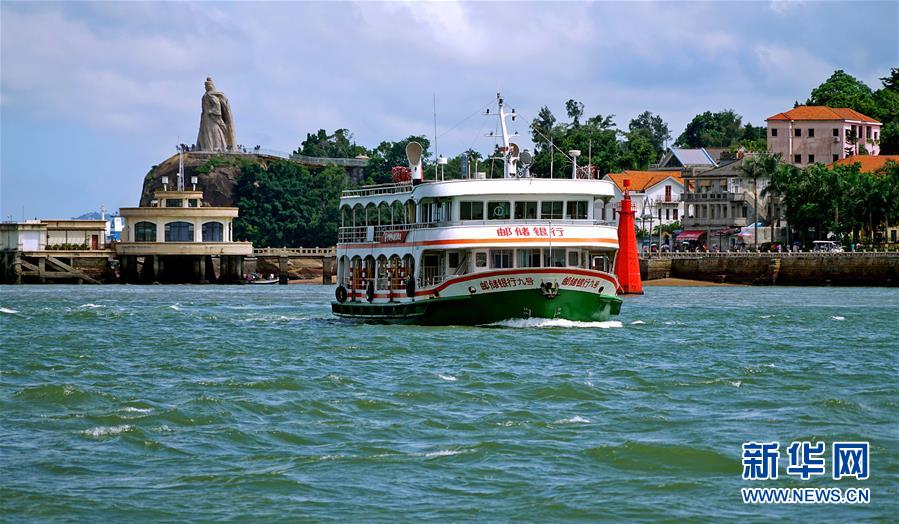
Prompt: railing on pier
<box><xmin>252</xmin><ymin>247</ymin><xmax>336</xmax><ymax>257</ymax></box>
<box><xmin>643</xmin><ymin>251</ymin><xmax>899</xmax><ymax>259</ymax></box>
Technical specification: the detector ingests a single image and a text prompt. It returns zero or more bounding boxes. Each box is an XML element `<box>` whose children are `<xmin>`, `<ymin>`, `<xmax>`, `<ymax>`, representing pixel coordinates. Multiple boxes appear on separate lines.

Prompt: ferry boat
<box><xmin>331</xmin><ymin>94</ymin><xmax>623</xmax><ymax>324</ymax></box>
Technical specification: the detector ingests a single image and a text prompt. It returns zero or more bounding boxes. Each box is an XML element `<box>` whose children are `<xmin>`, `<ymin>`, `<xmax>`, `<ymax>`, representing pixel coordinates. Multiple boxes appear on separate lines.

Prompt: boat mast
<box><xmin>495</xmin><ymin>93</ymin><xmax>518</xmax><ymax>179</ymax></box>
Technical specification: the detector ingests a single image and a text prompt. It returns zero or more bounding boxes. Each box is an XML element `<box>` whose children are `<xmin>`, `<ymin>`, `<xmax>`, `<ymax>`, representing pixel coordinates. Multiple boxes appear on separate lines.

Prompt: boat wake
<box><xmin>488</xmin><ymin>318</ymin><xmax>623</xmax><ymax>329</ymax></box>
<box><xmin>0</xmin><ymin>307</ymin><xmax>19</xmax><ymax>314</ymax></box>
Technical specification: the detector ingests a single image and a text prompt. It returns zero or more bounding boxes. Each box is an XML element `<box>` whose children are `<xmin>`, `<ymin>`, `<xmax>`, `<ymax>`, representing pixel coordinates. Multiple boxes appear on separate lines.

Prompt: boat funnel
<box><xmin>406</xmin><ymin>141</ymin><xmax>423</xmax><ymax>185</ymax></box>
<box><xmin>613</xmin><ymin>179</ymin><xmax>643</xmax><ymax>294</ymax></box>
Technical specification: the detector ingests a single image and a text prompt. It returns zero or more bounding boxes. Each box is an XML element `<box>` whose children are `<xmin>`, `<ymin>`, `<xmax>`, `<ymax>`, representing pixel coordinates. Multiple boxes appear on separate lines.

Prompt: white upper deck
<box><xmin>341</xmin><ymin>177</ymin><xmax>616</xmax><ymax>208</ymax></box>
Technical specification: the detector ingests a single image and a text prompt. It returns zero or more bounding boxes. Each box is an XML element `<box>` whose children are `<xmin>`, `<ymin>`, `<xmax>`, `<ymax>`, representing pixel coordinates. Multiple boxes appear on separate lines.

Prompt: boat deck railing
<box><xmin>337</xmin><ymin>219</ymin><xmax>615</xmax><ymax>244</ymax></box>
<box><xmin>341</xmin><ymin>182</ymin><xmax>414</xmax><ymax>199</ymax></box>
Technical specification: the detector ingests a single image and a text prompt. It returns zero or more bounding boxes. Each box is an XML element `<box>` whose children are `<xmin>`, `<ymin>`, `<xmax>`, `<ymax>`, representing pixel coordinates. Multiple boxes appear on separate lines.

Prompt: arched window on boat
<box><xmin>363</xmin><ymin>255</ymin><xmax>375</xmax><ymax>284</ymax></box>
<box><xmin>388</xmin><ymin>255</ymin><xmax>403</xmax><ymax>289</ymax></box>
<box><xmin>340</xmin><ymin>205</ymin><xmax>352</xmax><ymax>227</ymax></box>
<box><xmin>404</xmin><ymin>199</ymin><xmax>416</xmax><ymax>225</ymax></box>
<box><xmin>201</xmin><ymin>221</ymin><xmax>224</xmax><ymax>242</ymax></box>
<box><xmin>338</xmin><ymin>256</ymin><xmax>350</xmax><ymax>287</ymax></box>
<box><xmin>376</xmin><ymin>255</ymin><xmax>388</xmax><ymax>290</ymax></box>
<box><xmin>403</xmin><ymin>254</ymin><xmax>415</xmax><ymax>280</ymax></box>
<box><xmin>377</xmin><ymin>202</ymin><xmax>390</xmax><ymax>227</ymax></box>
<box><xmin>390</xmin><ymin>201</ymin><xmax>405</xmax><ymax>225</ymax></box>
<box><xmin>164</xmin><ymin>221</ymin><xmax>194</xmax><ymax>242</ymax></box>
<box><xmin>351</xmin><ymin>256</ymin><xmax>363</xmax><ymax>291</ymax></box>
<box><xmin>365</xmin><ymin>203</ymin><xmax>377</xmax><ymax>227</ymax></box>
<box><xmin>134</xmin><ymin>221</ymin><xmax>157</xmax><ymax>242</ymax></box>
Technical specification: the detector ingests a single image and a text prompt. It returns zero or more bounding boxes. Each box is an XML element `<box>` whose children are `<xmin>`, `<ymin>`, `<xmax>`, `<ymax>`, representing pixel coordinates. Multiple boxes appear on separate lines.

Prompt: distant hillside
<box><xmin>73</xmin><ymin>211</ymin><xmax>102</xmax><ymax>220</ymax></box>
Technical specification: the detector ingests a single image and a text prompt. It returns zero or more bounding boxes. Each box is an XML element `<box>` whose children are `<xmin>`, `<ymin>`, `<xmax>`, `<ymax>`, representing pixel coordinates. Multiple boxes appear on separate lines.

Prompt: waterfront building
<box><xmin>602</xmin><ymin>171</ymin><xmax>685</xmax><ymax>248</ymax></box>
<box><xmin>766</xmin><ymin>106</ymin><xmax>882</xmax><ymax>166</ymax></box>
<box><xmin>116</xmin><ymin>186</ymin><xmax>252</xmax><ymax>283</ymax></box>
<box><xmin>0</xmin><ymin>219</ymin><xmax>111</xmax><ymax>283</ymax></box>
<box><xmin>678</xmin><ymin>154</ymin><xmax>784</xmax><ymax>250</ymax></box>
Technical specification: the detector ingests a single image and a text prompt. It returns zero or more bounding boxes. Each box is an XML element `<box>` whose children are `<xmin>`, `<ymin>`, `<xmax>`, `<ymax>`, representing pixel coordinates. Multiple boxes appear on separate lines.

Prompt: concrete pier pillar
<box><xmin>279</xmin><ymin>256</ymin><xmax>288</xmax><ymax>285</ymax></box>
<box><xmin>38</xmin><ymin>257</ymin><xmax>46</xmax><ymax>284</ymax></box>
<box><xmin>198</xmin><ymin>256</ymin><xmax>207</xmax><ymax>284</ymax></box>
<box><xmin>151</xmin><ymin>255</ymin><xmax>159</xmax><ymax>281</ymax></box>
<box><xmin>322</xmin><ymin>256</ymin><xmax>334</xmax><ymax>285</ymax></box>
<box><xmin>236</xmin><ymin>257</ymin><xmax>243</xmax><ymax>283</ymax></box>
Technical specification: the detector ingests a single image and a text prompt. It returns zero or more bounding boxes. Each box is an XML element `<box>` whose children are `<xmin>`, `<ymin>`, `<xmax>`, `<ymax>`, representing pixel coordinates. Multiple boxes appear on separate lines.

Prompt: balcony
<box><xmin>682</xmin><ymin>192</ymin><xmax>748</xmax><ymax>202</ymax></box>
<box><xmin>682</xmin><ymin>217</ymin><xmax>750</xmax><ymax>228</ymax></box>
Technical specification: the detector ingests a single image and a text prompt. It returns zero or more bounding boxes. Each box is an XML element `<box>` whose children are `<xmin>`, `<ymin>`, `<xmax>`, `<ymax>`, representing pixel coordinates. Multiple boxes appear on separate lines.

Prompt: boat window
<box><xmin>134</xmin><ymin>222</ymin><xmax>156</xmax><ymax>242</ymax></box>
<box><xmin>491</xmin><ymin>249</ymin><xmax>513</xmax><ymax>269</ymax></box>
<box><xmin>517</xmin><ymin>249</ymin><xmax>541</xmax><ymax>268</ymax></box>
<box><xmin>566</xmin><ymin>201</ymin><xmax>589</xmax><ymax>219</ymax></box>
<box><xmin>475</xmin><ymin>252</ymin><xmax>487</xmax><ymax>268</ymax></box>
<box><xmin>164</xmin><ymin>221</ymin><xmax>194</xmax><ymax>242</ymax></box>
<box><xmin>542</xmin><ymin>248</ymin><xmax>566</xmax><ymax>267</ymax></box>
<box><xmin>448</xmin><ymin>252</ymin><xmax>460</xmax><ymax>269</ymax></box>
<box><xmin>567</xmin><ymin>251</ymin><xmax>580</xmax><ymax>267</ymax></box>
<box><xmin>460</xmin><ymin>201</ymin><xmax>484</xmax><ymax>220</ymax></box>
<box><xmin>540</xmin><ymin>201</ymin><xmax>563</xmax><ymax>219</ymax></box>
<box><xmin>487</xmin><ymin>201</ymin><xmax>511</xmax><ymax>220</ymax></box>
<box><xmin>514</xmin><ymin>201</ymin><xmax>538</xmax><ymax>220</ymax></box>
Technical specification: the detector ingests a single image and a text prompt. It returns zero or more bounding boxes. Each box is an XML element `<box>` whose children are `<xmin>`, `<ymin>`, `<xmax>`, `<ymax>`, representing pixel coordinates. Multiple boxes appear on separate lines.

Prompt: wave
<box><xmin>488</xmin><ymin>318</ymin><xmax>623</xmax><ymax>329</ymax></box>
<box><xmin>82</xmin><ymin>424</ymin><xmax>133</xmax><ymax>438</ymax></box>
<box><xmin>630</xmin><ymin>320</ymin><xmax>645</xmax><ymax>325</ymax></box>
<box><xmin>830</xmin><ymin>315</ymin><xmax>846</xmax><ymax>321</ymax></box>
<box><xmin>0</xmin><ymin>307</ymin><xmax>19</xmax><ymax>314</ymax></box>
<box><xmin>168</xmin><ymin>304</ymin><xmax>182</xmax><ymax>311</ymax></box>
<box><xmin>436</xmin><ymin>373</ymin><xmax>457</xmax><ymax>382</ymax></box>
<box><xmin>79</xmin><ymin>303</ymin><xmax>105</xmax><ymax>309</ymax></box>
<box><xmin>554</xmin><ymin>415</ymin><xmax>591</xmax><ymax>424</ymax></box>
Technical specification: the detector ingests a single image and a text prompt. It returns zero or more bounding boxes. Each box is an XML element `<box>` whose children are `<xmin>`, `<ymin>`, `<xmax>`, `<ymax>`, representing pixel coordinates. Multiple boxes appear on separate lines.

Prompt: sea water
<box><xmin>1</xmin><ymin>285</ymin><xmax>896</xmax><ymax>521</ymax></box>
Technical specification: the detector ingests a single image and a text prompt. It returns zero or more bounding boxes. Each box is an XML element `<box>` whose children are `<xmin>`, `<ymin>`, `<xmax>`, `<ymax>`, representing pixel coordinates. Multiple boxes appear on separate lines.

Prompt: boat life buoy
<box><xmin>335</xmin><ymin>285</ymin><xmax>348</xmax><ymax>303</ymax></box>
<box><xmin>406</xmin><ymin>276</ymin><xmax>416</xmax><ymax>297</ymax></box>
<box><xmin>366</xmin><ymin>280</ymin><xmax>375</xmax><ymax>302</ymax></box>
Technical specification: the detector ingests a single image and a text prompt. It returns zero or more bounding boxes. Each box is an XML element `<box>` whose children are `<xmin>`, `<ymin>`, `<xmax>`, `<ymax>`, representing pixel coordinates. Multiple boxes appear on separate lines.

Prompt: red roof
<box><xmin>605</xmin><ymin>170</ymin><xmax>684</xmax><ymax>193</ymax></box>
<box><xmin>767</xmin><ymin>106</ymin><xmax>880</xmax><ymax>123</ymax></box>
<box><xmin>828</xmin><ymin>155</ymin><xmax>899</xmax><ymax>173</ymax></box>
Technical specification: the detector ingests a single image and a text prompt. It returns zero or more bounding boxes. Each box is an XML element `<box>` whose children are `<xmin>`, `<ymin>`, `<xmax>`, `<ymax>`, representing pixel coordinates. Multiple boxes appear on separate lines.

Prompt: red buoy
<box><xmin>613</xmin><ymin>179</ymin><xmax>643</xmax><ymax>294</ymax></box>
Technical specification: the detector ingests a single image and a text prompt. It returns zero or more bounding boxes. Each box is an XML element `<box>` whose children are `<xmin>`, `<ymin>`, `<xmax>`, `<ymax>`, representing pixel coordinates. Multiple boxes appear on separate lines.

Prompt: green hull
<box><xmin>331</xmin><ymin>288</ymin><xmax>622</xmax><ymax>325</ymax></box>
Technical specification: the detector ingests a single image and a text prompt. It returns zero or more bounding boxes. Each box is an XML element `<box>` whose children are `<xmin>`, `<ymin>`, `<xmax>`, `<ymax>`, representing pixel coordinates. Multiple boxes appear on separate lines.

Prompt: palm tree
<box><xmin>740</xmin><ymin>152</ymin><xmax>782</xmax><ymax>248</ymax></box>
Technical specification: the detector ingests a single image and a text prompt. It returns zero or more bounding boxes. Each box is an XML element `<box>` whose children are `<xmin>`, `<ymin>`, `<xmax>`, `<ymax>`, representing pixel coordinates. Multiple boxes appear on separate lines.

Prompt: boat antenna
<box><xmin>177</xmin><ymin>138</ymin><xmax>185</xmax><ymax>191</ymax></box>
<box><xmin>433</xmin><ymin>93</ymin><xmax>438</xmax><ymax>180</ymax></box>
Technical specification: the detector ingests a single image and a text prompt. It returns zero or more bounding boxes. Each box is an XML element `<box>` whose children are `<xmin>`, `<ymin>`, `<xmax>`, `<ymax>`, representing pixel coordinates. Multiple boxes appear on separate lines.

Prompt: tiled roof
<box><xmin>767</xmin><ymin>106</ymin><xmax>880</xmax><ymax>123</ymax></box>
<box><xmin>604</xmin><ymin>170</ymin><xmax>684</xmax><ymax>192</ymax></box>
<box><xmin>828</xmin><ymin>155</ymin><xmax>899</xmax><ymax>173</ymax></box>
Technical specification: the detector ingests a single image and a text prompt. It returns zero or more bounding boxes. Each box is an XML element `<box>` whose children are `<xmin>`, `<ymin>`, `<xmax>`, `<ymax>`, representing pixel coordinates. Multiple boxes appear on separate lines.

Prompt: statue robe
<box><xmin>197</xmin><ymin>91</ymin><xmax>236</xmax><ymax>151</ymax></box>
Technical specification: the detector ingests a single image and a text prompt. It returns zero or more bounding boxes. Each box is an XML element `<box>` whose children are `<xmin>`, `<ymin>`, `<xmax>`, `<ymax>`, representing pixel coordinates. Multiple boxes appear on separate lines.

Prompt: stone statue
<box><xmin>197</xmin><ymin>76</ymin><xmax>236</xmax><ymax>151</ymax></box>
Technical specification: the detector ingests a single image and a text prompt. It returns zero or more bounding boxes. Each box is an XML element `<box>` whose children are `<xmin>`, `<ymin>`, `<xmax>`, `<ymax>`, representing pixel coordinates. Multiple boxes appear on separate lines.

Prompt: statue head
<box><xmin>204</xmin><ymin>76</ymin><xmax>215</xmax><ymax>92</ymax></box>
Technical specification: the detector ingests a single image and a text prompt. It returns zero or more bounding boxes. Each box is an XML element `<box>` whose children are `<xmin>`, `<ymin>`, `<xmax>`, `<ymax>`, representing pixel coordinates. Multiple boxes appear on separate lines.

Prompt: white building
<box><xmin>602</xmin><ymin>170</ymin><xmax>686</xmax><ymax>247</ymax></box>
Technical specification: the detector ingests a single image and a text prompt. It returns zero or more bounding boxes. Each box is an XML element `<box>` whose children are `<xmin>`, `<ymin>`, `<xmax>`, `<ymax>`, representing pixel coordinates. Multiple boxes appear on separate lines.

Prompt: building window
<box><xmin>164</xmin><ymin>221</ymin><xmax>194</xmax><ymax>242</ymax></box>
<box><xmin>771</xmin><ymin>128</ymin><xmax>778</xmax><ymax>137</ymax></box>
<box><xmin>666</xmin><ymin>208</ymin><xmax>670</xmax><ymax>220</ymax></box>
<box><xmin>540</xmin><ymin>201</ymin><xmax>564</xmax><ymax>219</ymax></box>
<box><xmin>202</xmin><ymin>222</ymin><xmax>223</xmax><ymax>242</ymax></box>
<box><xmin>542</xmin><ymin>248</ymin><xmax>566</xmax><ymax>267</ymax></box>
<box><xmin>487</xmin><ymin>201</ymin><xmax>510</xmax><ymax>220</ymax></box>
<box><xmin>514</xmin><ymin>201</ymin><xmax>537</xmax><ymax>220</ymax></box>
<box><xmin>892</xmin><ymin>230</ymin><xmax>897</xmax><ymax>243</ymax></box>
<box><xmin>794</xmin><ymin>128</ymin><xmax>801</xmax><ymax>137</ymax></box>
<box><xmin>658</xmin><ymin>208</ymin><xmax>662</xmax><ymax>221</ymax></box>
<box><xmin>833</xmin><ymin>154</ymin><xmax>839</xmax><ymax>162</ymax></box>
<box><xmin>490</xmin><ymin>249</ymin><xmax>512</xmax><ymax>269</ymax></box>
<box><xmin>875</xmin><ymin>131</ymin><xmax>879</xmax><ymax>140</ymax></box>
<box><xmin>833</xmin><ymin>128</ymin><xmax>839</xmax><ymax>137</ymax></box>
<box><xmin>134</xmin><ymin>222</ymin><xmax>156</xmax><ymax>242</ymax></box>
<box><xmin>566</xmin><ymin>201</ymin><xmax>589</xmax><ymax>219</ymax></box>
<box><xmin>517</xmin><ymin>249</ymin><xmax>541</xmax><ymax>268</ymax></box>
<box><xmin>808</xmin><ymin>154</ymin><xmax>815</xmax><ymax>164</ymax></box>
<box><xmin>866</xmin><ymin>127</ymin><xmax>871</xmax><ymax>139</ymax></box>
<box><xmin>794</xmin><ymin>154</ymin><xmax>801</xmax><ymax>164</ymax></box>
<box><xmin>165</xmin><ymin>198</ymin><xmax>183</xmax><ymax>208</ymax></box>
<box><xmin>188</xmin><ymin>199</ymin><xmax>199</xmax><ymax>208</ymax></box>
<box><xmin>665</xmin><ymin>185</ymin><xmax>672</xmax><ymax>201</ymax></box>
<box><xmin>808</xmin><ymin>128</ymin><xmax>815</xmax><ymax>137</ymax></box>
<box><xmin>673</xmin><ymin>208</ymin><xmax>678</xmax><ymax>221</ymax></box>
<box><xmin>460</xmin><ymin>201</ymin><xmax>484</xmax><ymax>220</ymax></box>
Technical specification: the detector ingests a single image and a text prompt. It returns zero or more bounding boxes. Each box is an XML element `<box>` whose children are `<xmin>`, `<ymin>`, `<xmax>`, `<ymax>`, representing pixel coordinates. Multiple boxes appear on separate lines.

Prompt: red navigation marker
<box><xmin>613</xmin><ymin>179</ymin><xmax>643</xmax><ymax>294</ymax></box>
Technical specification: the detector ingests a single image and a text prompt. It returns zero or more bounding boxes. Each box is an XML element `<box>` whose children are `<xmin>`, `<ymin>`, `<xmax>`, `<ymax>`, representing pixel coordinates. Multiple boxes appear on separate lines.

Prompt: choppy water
<box><xmin>1</xmin><ymin>285</ymin><xmax>897</xmax><ymax>521</ymax></box>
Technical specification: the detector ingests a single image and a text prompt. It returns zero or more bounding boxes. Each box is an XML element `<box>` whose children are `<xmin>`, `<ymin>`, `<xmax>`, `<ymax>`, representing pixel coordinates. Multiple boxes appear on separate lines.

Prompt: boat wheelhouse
<box><xmin>332</xmin><ymin>95</ymin><xmax>623</xmax><ymax>324</ymax></box>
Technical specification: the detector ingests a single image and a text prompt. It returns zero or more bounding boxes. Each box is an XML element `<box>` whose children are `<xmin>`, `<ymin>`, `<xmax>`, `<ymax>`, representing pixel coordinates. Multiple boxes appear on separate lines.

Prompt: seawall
<box><xmin>640</xmin><ymin>253</ymin><xmax>899</xmax><ymax>286</ymax></box>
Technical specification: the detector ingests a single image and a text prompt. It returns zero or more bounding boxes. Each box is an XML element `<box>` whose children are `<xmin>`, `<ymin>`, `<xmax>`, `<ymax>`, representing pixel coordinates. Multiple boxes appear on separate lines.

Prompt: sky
<box><xmin>1</xmin><ymin>1</ymin><xmax>897</xmax><ymax>219</ymax></box>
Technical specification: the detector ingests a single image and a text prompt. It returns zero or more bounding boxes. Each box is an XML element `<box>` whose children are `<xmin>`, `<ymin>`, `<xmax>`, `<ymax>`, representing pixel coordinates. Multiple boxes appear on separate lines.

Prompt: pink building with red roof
<box><xmin>766</xmin><ymin>106</ymin><xmax>881</xmax><ymax>166</ymax></box>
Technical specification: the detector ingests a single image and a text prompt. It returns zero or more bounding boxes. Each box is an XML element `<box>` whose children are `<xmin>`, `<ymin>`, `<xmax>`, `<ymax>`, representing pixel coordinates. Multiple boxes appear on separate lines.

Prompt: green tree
<box><xmin>233</xmin><ymin>160</ymin><xmax>345</xmax><ymax>247</ymax></box>
<box><xmin>675</xmin><ymin>110</ymin><xmax>743</xmax><ymax>148</ymax></box>
<box><xmin>365</xmin><ymin>135</ymin><xmax>432</xmax><ymax>184</ymax></box>
<box><xmin>628</xmin><ymin>111</ymin><xmax>670</xmax><ymax>159</ymax></box>
<box><xmin>565</xmin><ymin>99</ymin><xmax>585</xmax><ymax>126</ymax></box>
<box><xmin>740</xmin><ymin>152</ymin><xmax>781</xmax><ymax>246</ymax></box>
<box><xmin>873</xmin><ymin>68</ymin><xmax>899</xmax><ymax>153</ymax></box>
<box><xmin>295</xmin><ymin>129</ymin><xmax>364</xmax><ymax>158</ymax></box>
<box><xmin>806</xmin><ymin>70</ymin><xmax>877</xmax><ymax>116</ymax></box>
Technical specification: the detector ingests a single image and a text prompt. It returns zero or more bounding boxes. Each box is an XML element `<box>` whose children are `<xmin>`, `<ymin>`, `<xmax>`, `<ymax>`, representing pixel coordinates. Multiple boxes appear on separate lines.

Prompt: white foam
<box><xmin>760</xmin><ymin>314</ymin><xmax>773</xmax><ymax>319</ymax></box>
<box><xmin>82</xmin><ymin>424</ymin><xmax>133</xmax><ymax>437</ymax></box>
<box><xmin>79</xmin><ymin>303</ymin><xmax>104</xmax><ymax>309</ymax></box>
<box><xmin>830</xmin><ymin>316</ymin><xmax>845</xmax><ymax>321</ymax></box>
<box><xmin>436</xmin><ymin>373</ymin><xmax>457</xmax><ymax>382</ymax></box>
<box><xmin>422</xmin><ymin>449</ymin><xmax>465</xmax><ymax>457</ymax></box>
<box><xmin>489</xmin><ymin>318</ymin><xmax>623</xmax><ymax>329</ymax></box>
<box><xmin>0</xmin><ymin>307</ymin><xmax>19</xmax><ymax>314</ymax></box>
<box><xmin>554</xmin><ymin>415</ymin><xmax>591</xmax><ymax>424</ymax></box>
<box><xmin>122</xmin><ymin>407</ymin><xmax>152</xmax><ymax>414</ymax></box>
<box><xmin>168</xmin><ymin>304</ymin><xmax>181</xmax><ymax>311</ymax></box>
<box><xmin>630</xmin><ymin>320</ymin><xmax>645</xmax><ymax>325</ymax></box>
<box><xmin>730</xmin><ymin>380</ymin><xmax>743</xmax><ymax>388</ymax></box>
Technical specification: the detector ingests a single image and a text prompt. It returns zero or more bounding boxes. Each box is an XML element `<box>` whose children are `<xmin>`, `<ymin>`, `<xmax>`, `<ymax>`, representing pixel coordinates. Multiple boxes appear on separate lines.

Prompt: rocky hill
<box><xmin>139</xmin><ymin>152</ymin><xmax>279</xmax><ymax>208</ymax></box>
